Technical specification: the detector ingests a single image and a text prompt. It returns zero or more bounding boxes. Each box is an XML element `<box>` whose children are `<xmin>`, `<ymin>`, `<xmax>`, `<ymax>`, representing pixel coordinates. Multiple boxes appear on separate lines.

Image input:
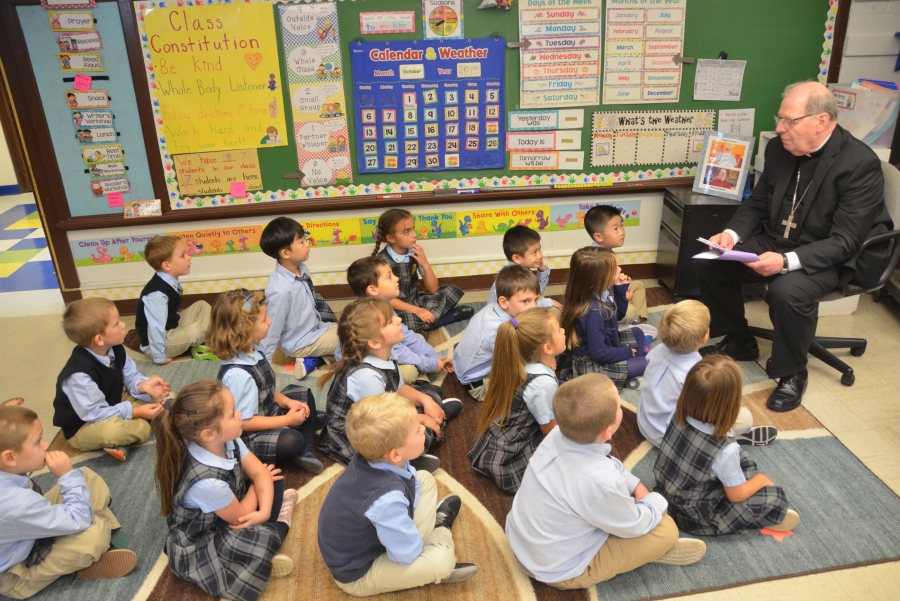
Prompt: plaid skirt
<box><xmin>396</xmin><ymin>284</ymin><xmax>465</xmax><ymax>333</ymax></box>
<box><xmin>558</xmin><ymin>328</ymin><xmax>637</xmax><ymax>388</ymax></box>
<box><xmin>240</xmin><ymin>384</ymin><xmax>312</xmax><ymax>464</ymax></box>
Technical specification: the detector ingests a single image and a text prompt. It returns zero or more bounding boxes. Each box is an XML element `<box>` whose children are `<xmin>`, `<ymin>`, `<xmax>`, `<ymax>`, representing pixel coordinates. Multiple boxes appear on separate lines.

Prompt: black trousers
<box><xmin>694</xmin><ymin>234</ymin><xmax>841</xmax><ymax>378</ymax></box>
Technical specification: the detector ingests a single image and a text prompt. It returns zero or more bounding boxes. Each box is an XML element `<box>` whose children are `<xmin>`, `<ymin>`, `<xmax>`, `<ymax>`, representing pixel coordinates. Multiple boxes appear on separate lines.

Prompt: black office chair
<box><xmin>749</xmin><ymin>161</ymin><xmax>900</xmax><ymax>386</ymax></box>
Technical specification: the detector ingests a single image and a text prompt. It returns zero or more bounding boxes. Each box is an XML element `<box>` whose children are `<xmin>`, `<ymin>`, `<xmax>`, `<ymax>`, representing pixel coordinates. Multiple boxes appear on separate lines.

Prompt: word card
<box><xmin>591</xmin><ymin>110</ymin><xmax>714</xmax><ymax>166</ymax></box>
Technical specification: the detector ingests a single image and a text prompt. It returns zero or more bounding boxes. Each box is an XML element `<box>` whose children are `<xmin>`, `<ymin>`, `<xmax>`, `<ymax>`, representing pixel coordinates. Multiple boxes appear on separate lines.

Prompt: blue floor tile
<box><xmin>0</xmin><ymin>261</ymin><xmax>59</xmax><ymax>293</ymax></box>
<box><xmin>0</xmin><ymin>229</ymin><xmax>38</xmax><ymax>241</ymax></box>
<box><xmin>7</xmin><ymin>237</ymin><xmax>48</xmax><ymax>251</ymax></box>
<box><xmin>0</xmin><ymin>204</ymin><xmax>37</xmax><ymax>229</ymax></box>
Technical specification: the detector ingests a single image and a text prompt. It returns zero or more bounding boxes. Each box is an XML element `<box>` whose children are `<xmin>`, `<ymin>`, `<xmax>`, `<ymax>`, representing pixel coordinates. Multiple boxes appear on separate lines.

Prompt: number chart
<box><xmin>350</xmin><ymin>38</ymin><xmax>506</xmax><ymax>175</ymax></box>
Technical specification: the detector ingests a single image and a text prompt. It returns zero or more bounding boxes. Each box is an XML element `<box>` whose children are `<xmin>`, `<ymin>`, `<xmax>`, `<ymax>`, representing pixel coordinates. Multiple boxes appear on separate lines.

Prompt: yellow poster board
<box><xmin>172</xmin><ymin>149</ymin><xmax>263</xmax><ymax>196</ymax></box>
<box><xmin>144</xmin><ymin>4</ymin><xmax>288</xmax><ymax>154</ymax></box>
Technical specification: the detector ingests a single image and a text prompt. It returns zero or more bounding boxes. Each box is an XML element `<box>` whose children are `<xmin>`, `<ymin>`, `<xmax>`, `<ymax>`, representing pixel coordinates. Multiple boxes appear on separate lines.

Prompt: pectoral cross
<box><xmin>782</xmin><ymin>214</ymin><xmax>798</xmax><ymax>238</ymax></box>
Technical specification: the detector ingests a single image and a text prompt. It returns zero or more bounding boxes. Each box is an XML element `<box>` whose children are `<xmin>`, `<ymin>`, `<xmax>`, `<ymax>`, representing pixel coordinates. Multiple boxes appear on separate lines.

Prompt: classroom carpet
<box><xmin>22</xmin><ymin>301</ymin><xmax>900</xmax><ymax>601</ymax></box>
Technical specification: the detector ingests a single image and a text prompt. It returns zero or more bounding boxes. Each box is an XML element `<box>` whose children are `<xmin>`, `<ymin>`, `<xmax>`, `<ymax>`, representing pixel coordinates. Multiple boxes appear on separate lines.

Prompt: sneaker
<box><xmin>434</xmin><ymin>495</ymin><xmax>462</xmax><ymax>530</ymax></box>
<box><xmin>75</xmin><ymin>549</ymin><xmax>137</xmax><ymax>579</ymax></box>
<box><xmin>190</xmin><ymin>346</ymin><xmax>218</xmax><ymax>361</ymax></box>
<box><xmin>442</xmin><ymin>398</ymin><xmax>463</xmax><ymax>420</ymax></box>
<box><xmin>768</xmin><ymin>509</ymin><xmax>800</xmax><ymax>532</ymax></box>
<box><xmin>625</xmin><ymin>377</ymin><xmax>641</xmax><ymax>391</ymax></box>
<box><xmin>104</xmin><ymin>447</ymin><xmax>127</xmax><ymax>462</ymax></box>
<box><xmin>293</xmin><ymin>359</ymin><xmax>307</xmax><ymax>379</ymax></box>
<box><xmin>410</xmin><ymin>453</ymin><xmax>441</xmax><ymax>473</ymax></box>
<box><xmin>271</xmin><ymin>554</ymin><xmax>294</xmax><ymax>578</ymax></box>
<box><xmin>441</xmin><ymin>563</ymin><xmax>477</xmax><ymax>584</ymax></box>
<box><xmin>278</xmin><ymin>489</ymin><xmax>298</xmax><ymax>526</ymax></box>
<box><xmin>652</xmin><ymin>538</ymin><xmax>706</xmax><ymax>566</ymax></box>
<box><xmin>427</xmin><ymin>305</ymin><xmax>475</xmax><ymax>330</ymax></box>
<box><xmin>736</xmin><ymin>426</ymin><xmax>778</xmax><ymax>446</ymax></box>
<box><xmin>291</xmin><ymin>448</ymin><xmax>324</xmax><ymax>474</ymax></box>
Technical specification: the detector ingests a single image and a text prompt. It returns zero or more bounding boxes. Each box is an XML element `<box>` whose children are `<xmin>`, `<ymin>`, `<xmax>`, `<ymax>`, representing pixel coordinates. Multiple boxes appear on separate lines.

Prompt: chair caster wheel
<box><xmin>850</xmin><ymin>346</ymin><xmax>865</xmax><ymax>357</ymax></box>
<box><xmin>841</xmin><ymin>373</ymin><xmax>855</xmax><ymax>386</ymax></box>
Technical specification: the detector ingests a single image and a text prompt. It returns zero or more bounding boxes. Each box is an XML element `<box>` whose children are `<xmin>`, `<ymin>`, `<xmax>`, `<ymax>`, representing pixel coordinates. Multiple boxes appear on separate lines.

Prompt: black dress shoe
<box><xmin>434</xmin><ymin>495</ymin><xmax>462</xmax><ymax>530</ymax></box>
<box><xmin>699</xmin><ymin>335</ymin><xmax>759</xmax><ymax>361</ymax></box>
<box><xmin>766</xmin><ymin>372</ymin><xmax>808</xmax><ymax>412</ymax></box>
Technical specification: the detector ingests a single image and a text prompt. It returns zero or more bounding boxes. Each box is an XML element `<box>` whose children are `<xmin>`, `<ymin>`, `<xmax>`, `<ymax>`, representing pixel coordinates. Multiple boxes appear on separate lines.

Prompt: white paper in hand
<box><xmin>694</xmin><ymin>237</ymin><xmax>760</xmax><ymax>262</ymax></box>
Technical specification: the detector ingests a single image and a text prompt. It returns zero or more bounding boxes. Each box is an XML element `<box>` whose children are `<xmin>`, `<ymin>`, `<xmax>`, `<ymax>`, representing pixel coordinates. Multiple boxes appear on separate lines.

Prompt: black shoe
<box><xmin>434</xmin><ymin>495</ymin><xmax>462</xmax><ymax>530</ymax></box>
<box><xmin>442</xmin><ymin>563</ymin><xmax>478</xmax><ymax>584</ymax></box>
<box><xmin>699</xmin><ymin>335</ymin><xmax>759</xmax><ymax>361</ymax></box>
<box><xmin>291</xmin><ymin>448</ymin><xmax>324</xmax><ymax>474</ymax></box>
<box><xmin>410</xmin><ymin>453</ymin><xmax>441</xmax><ymax>473</ymax></box>
<box><xmin>427</xmin><ymin>305</ymin><xmax>475</xmax><ymax>330</ymax></box>
<box><xmin>315</xmin><ymin>410</ymin><xmax>326</xmax><ymax>431</ymax></box>
<box><xmin>442</xmin><ymin>397</ymin><xmax>463</xmax><ymax>420</ymax></box>
<box><xmin>766</xmin><ymin>372</ymin><xmax>808</xmax><ymax>412</ymax></box>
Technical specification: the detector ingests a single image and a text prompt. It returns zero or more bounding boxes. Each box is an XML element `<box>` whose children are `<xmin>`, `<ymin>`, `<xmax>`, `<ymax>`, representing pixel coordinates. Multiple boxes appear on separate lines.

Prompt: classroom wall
<box><xmin>0</xmin><ymin>119</ymin><xmax>18</xmax><ymax>193</ymax></box>
<box><xmin>838</xmin><ymin>0</ymin><xmax>900</xmax><ymax>83</ymax></box>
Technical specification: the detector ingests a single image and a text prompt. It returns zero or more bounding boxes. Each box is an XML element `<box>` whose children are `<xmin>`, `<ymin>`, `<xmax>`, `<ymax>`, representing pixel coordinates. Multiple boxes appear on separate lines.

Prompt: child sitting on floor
<box><xmin>453</xmin><ymin>265</ymin><xmax>541</xmax><ymax>401</ymax></box>
<box><xmin>0</xmin><ymin>406</ymin><xmax>136</xmax><ymax>599</ymax></box>
<box><xmin>487</xmin><ymin>225</ymin><xmax>562</xmax><ymax>310</ymax></box>
<box><xmin>318</xmin><ymin>392</ymin><xmax>476</xmax><ymax>596</ymax></box>
<box><xmin>317</xmin><ymin>298</ymin><xmax>461</xmax><ymax>470</ymax></box>
<box><xmin>373</xmin><ymin>209</ymin><xmax>472</xmax><ymax>333</ymax></box>
<box><xmin>468</xmin><ymin>307</ymin><xmax>563</xmax><ymax>494</ymax></box>
<box><xmin>153</xmin><ymin>380</ymin><xmax>296</xmax><ymax>601</ymax></box>
<box><xmin>136</xmin><ymin>235</ymin><xmax>211</xmax><ymax>364</ymax></box>
<box><xmin>207</xmin><ymin>289</ymin><xmax>323</xmax><ymax>474</ymax></box>
<box><xmin>639</xmin><ymin>300</ymin><xmax>777</xmax><ymax>447</ymax></box>
<box><xmin>506</xmin><ymin>374</ymin><xmax>706</xmax><ymax>589</ymax></box>
<box><xmin>653</xmin><ymin>356</ymin><xmax>799</xmax><ymax>536</ymax></box>
<box><xmin>53</xmin><ymin>298</ymin><xmax>169</xmax><ymax>461</ymax></box>
<box><xmin>559</xmin><ymin>247</ymin><xmax>649</xmax><ymax>388</ymax></box>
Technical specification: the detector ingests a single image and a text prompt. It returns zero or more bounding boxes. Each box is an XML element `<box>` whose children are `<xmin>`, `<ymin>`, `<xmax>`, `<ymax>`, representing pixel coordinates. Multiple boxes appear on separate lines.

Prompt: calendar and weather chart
<box><xmin>350</xmin><ymin>39</ymin><xmax>506</xmax><ymax>174</ymax></box>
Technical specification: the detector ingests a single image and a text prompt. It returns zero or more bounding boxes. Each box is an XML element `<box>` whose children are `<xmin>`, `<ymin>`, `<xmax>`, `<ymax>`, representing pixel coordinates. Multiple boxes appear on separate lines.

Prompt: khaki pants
<box><xmin>0</xmin><ymin>468</ymin><xmax>120</xmax><ymax>599</ymax></box>
<box><xmin>550</xmin><ymin>515</ymin><xmax>678</xmax><ymax>589</ymax></box>
<box><xmin>399</xmin><ymin>363</ymin><xmax>421</xmax><ymax>384</ymax></box>
<box><xmin>164</xmin><ymin>300</ymin><xmax>211</xmax><ymax>358</ymax></box>
<box><xmin>336</xmin><ymin>470</ymin><xmax>457</xmax><ymax>596</ymax></box>
<box><xmin>466</xmin><ymin>377</ymin><xmax>490</xmax><ymax>402</ymax></box>
<box><xmin>623</xmin><ymin>280</ymin><xmax>648</xmax><ymax>323</ymax></box>
<box><xmin>291</xmin><ymin>326</ymin><xmax>339</xmax><ymax>360</ymax></box>
<box><xmin>67</xmin><ymin>399</ymin><xmax>152</xmax><ymax>451</ymax></box>
<box><xmin>733</xmin><ymin>406</ymin><xmax>753</xmax><ymax>436</ymax></box>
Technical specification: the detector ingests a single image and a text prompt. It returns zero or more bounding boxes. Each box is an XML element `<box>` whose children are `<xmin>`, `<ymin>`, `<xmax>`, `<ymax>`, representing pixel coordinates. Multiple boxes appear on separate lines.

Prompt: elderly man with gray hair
<box><xmin>694</xmin><ymin>81</ymin><xmax>893</xmax><ymax>412</ymax></box>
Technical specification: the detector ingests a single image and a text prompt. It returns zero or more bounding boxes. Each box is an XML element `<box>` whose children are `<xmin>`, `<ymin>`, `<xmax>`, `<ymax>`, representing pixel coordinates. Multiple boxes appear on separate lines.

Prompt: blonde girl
<box><xmin>207</xmin><ymin>289</ymin><xmax>322</xmax><ymax>474</ymax></box>
<box><xmin>153</xmin><ymin>380</ymin><xmax>295</xmax><ymax>601</ymax></box>
<box><xmin>468</xmin><ymin>308</ymin><xmax>565</xmax><ymax>495</ymax></box>
<box><xmin>653</xmin><ymin>356</ymin><xmax>799</xmax><ymax>535</ymax></box>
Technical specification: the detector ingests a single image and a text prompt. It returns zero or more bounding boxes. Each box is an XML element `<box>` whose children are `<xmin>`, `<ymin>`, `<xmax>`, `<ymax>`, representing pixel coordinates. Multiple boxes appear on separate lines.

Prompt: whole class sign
<box><xmin>144</xmin><ymin>4</ymin><xmax>288</xmax><ymax>154</ymax></box>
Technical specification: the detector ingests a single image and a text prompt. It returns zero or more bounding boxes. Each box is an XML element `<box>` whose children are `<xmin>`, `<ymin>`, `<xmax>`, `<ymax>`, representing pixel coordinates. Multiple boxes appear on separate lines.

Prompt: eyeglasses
<box><xmin>774</xmin><ymin>113</ymin><xmax>813</xmax><ymax>128</ymax></box>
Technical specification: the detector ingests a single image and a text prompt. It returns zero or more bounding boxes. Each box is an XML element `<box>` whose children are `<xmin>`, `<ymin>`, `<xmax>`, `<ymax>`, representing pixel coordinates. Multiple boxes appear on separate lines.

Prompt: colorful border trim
<box><xmin>818</xmin><ymin>0</ymin><xmax>839</xmax><ymax>83</ymax></box>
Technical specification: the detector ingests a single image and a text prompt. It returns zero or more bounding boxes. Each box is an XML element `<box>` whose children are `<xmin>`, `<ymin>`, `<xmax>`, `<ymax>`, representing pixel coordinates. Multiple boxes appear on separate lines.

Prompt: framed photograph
<box><xmin>692</xmin><ymin>131</ymin><xmax>755</xmax><ymax>201</ymax></box>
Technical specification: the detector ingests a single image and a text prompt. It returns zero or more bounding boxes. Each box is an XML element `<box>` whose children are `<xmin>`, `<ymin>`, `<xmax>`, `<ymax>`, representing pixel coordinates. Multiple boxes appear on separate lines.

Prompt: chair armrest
<box><xmin>855</xmin><ymin>229</ymin><xmax>900</xmax><ymax>254</ymax></box>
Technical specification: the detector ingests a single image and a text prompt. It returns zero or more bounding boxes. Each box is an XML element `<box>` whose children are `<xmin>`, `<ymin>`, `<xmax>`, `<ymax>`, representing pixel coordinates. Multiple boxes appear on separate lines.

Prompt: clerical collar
<box><xmin>806</xmin><ymin>131</ymin><xmax>833</xmax><ymax>158</ymax></box>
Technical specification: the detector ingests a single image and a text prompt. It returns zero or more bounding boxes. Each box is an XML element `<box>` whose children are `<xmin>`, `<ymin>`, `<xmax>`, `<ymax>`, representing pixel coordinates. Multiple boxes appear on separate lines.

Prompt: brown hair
<box><xmin>552</xmin><ymin>373</ymin><xmax>619</xmax><ymax>444</ymax></box>
<box><xmin>560</xmin><ymin>247</ymin><xmax>618</xmax><ymax>348</ymax></box>
<box><xmin>658</xmin><ymin>300</ymin><xmax>710</xmax><ymax>354</ymax></box>
<box><xmin>346</xmin><ymin>393</ymin><xmax>417</xmax><ymax>461</ymax></box>
<box><xmin>477</xmin><ymin>308</ymin><xmax>557</xmax><ymax>436</ymax></box>
<box><xmin>0</xmin><ymin>406</ymin><xmax>39</xmax><ymax>454</ymax></box>
<box><xmin>62</xmin><ymin>297</ymin><xmax>115</xmax><ymax>346</ymax></box>
<box><xmin>144</xmin><ymin>235</ymin><xmax>183</xmax><ymax>271</ymax></box>
<box><xmin>317</xmin><ymin>297</ymin><xmax>394</xmax><ymax>388</ymax></box>
<box><xmin>674</xmin><ymin>355</ymin><xmax>743</xmax><ymax>438</ymax></box>
<box><xmin>152</xmin><ymin>380</ymin><xmax>229</xmax><ymax>515</ymax></box>
<box><xmin>206</xmin><ymin>289</ymin><xmax>266</xmax><ymax>360</ymax></box>
<box><xmin>347</xmin><ymin>255</ymin><xmax>391</xmax><ymax>297</ymax></box>
<box><xmin>495</xmin><ymin>264</ymin><xmax>541</xmax><ymax>300</ymax></box>
<box><xmin>371</xmin><ymin>208</ymin><xmax>412</xmax><ymax>255</ymax></box>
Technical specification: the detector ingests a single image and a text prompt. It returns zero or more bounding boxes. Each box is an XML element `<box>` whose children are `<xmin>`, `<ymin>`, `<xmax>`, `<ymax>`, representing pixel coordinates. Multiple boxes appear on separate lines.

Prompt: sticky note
<box><xmin>73</xmin><ymin>74</ymin><xmax>92</xmax><ymax>90</ymax></box>
<box><xmin>230</xmin><ymin>181</ymin><xmax>247</xmax><ymax>197</ymax></box>
<box><xmin>107</xmin><ymin>192</ymin><xmax>123</xmax><ymax>207</ymax></box>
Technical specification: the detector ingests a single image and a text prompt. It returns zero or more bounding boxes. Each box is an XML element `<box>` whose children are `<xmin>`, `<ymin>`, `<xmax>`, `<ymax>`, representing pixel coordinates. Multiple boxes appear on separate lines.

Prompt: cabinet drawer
<box><xmin>661</xmin><ymin>198</ymin><xmax>684</xmax><ymax>235</ymax></box>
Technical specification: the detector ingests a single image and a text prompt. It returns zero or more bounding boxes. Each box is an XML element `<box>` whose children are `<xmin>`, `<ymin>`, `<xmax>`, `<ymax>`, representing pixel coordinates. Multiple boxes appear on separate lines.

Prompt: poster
<box><xmin>423</xmin><ymin>0</ymin><xmax>463</xmax><ymax>40</ymax></box>
<box><xmin>718</xmin><ymin>108</ymin><xmax>755</xmax><ymax>137</ymax></box>
<box><xmin>143</xmin><ymin>4</ymin><xmax>288</xmax><ymax>154</ymax></box>
<box><xmin>350</xmin><ymin>38</ymin><xmax>506</xmax><ymax>174</ymax></box>
<box><xmin>172</xmin><ymin>149</ymin><xmax>263</xmax><ymax>196</ymax></box>
<box><xmin>280</xmin><ymin>2</ymin><xmax>353</xmax><ymax>187</ymax></box>
<box><xmin>169</xmin><ymin>225</ymin><xmax>263</xmax><ymax>255</ymax></box>
<box><xmin>456</xmin><ymin>207</ymin><xmax>549</xmax><ymax>237</ymax></box>
<box><xmin>591</xmin><ymin>110</ymin><xmax>715</xmax><ymax>166</ymax></box>
<box><xmin>302</xmin><ymin>217</ymin><xmax>362</xmax><ymax>248</ymax></box>
<box><xmin>602</xmin><ymin>0</ymin><xmax>687</xmax><ymax>104</ymax></box>
<box><xmin>694</xmin><ymin>59</ymin><xmax>746</xmax><ymax>101</ymax></box>
<box><xmin>518</xmin><ymin>0</ymin><xmax>602</xmax><ymax>108</ymax></box>
<box><xmin>58</xmin><ymin>52</ymin><xmax>103</xmax><ymax>71</ymax></box>
<box><xmin>360</xmin><ymin>12</ymin><xmax>416</xmax><ymax>35</ymax></box>
<box><xmin>547</xmin><ymin>200</ymin><xmax>641</xmax><ymax>231</ymax></box>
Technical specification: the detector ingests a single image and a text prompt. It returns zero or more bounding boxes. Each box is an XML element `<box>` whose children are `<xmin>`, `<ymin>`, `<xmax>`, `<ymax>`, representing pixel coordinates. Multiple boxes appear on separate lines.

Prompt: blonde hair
<box><xmin>477</xmin><ymin>308</ymin><xmax>557</xmax><ymax>436</ymax></box>
<box><xmin>206</xmin><ymin>289</ymin><xmax>266</xmax><ymax>360</ymax></box>
<box><xmin>560</xmin><ymin>247</ymin><xmax>618</xmax><ymax>348</ymax></box>
<box><xmin>144</xmin><ymin>235</ymin><xmax>182</xmax><ymax>271</ymax></box>
<box><xmin>0</xmin><ymin>406</ymin><xmax>38</xmax><ymax>454</ymax></box>
<box><xmin>346</xmin><ymin>393</ymin><xmax>417</xmax><ymax>461</ymax></box>
<box><xmin>674</xmin><ymin>355</ymin><xmax>743</xmax><ymax>438</ymax></box>
<box><xmin>658</xmin><ymin>300</ymin><xmax>710</xmax><ymax>354</ymax></box>
<box><xmin>317</xmin><ymin>297</ymin><xmax>394</xmax><ymax>388</ymax></box>
<box><xmin>62</xmin><ymin>297</ymin><xmax>115</xmax><ymax>346</ymax></box>
<box><xmin>553</xmin><ymin>373</ymin><xmax>619</xmax><ymax>444</ymax></box>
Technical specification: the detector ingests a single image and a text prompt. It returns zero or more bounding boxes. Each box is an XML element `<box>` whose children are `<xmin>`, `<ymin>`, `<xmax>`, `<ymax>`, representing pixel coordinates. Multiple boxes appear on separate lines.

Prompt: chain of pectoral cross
<box><xmin>782</xmin><ymin>166</ymin><xmax>813</xmax><ymax>238</ymax></box>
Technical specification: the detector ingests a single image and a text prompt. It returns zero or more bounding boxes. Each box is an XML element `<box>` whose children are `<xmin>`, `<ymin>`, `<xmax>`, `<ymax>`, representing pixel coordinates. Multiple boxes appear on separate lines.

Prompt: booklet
<box><xmin>693</xmin><ymin>237</ymin><xmax>760</xmax><ymax>262</ymax></box>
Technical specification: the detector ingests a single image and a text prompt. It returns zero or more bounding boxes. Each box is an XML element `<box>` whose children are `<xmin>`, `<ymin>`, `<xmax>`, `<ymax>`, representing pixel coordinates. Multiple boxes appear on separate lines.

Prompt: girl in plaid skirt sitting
<box><xmin>653</xmin><ymin>356</ymin><xmax>800</xmax><ymax>536</ymax></box>
<box><xmin>468</xmin><ymin>307</ymin><xmax>565</xmax><ymax>494</ymax></box>
<box><xmin>559</xmin><ymin>247</ymin><xmax>650</xmax><ymax>389</ymax></box>
<box><xmin>153</xmin><ymin>380</ymin><xmax>296</xmax><ymax>601</ymax></box>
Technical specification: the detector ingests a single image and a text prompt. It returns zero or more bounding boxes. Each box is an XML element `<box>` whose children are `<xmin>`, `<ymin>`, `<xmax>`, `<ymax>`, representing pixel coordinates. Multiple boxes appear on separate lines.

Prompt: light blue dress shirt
<box><xmin>335</xmin><ymin>312</ymin><xmax>439</xmax><ymax>373</ymax></box>
<box><xmin>385</xmin><ymin>246</ymin><xmax>425</xmax><ymax>277</ymax></box>
<box><xmin>0</xmin><ymin>469</ymin><xmax>93</xmax><ymax>573</ymax></box>
<box><xmin>220</xmin><ymin>348</ymin><xmax>266</xmax><ymax>419</ymax></box>
<box><xmin>522</xmin><ymin>363</ymin><xmax>558</xmax><ymax>425</ymax></box>
<box><xmin>140</xmin><ymin>271</ymin><xmax>181</xmax><ymax>363</ymax></box>
<box><xmin>345</xmin><ymin>355</ymin><xmax>406</xmax><ymax>402</ymax></box>
<box><xmin>487</xmin><ymin>262</ymin><xmax>554</xmax><ymax>308</ymax></box>
<box><xmin>505</xmin><ymin>427</ymin><xmax>668</xmax><ymax>584</ymax></box>
<box><xmin>260</xmin><ymin>262</ymin><xmax>334</xmax><ymax>363</ymax></box>
<box><xmin>684</xmin><ymin>417</ymin><xmax>746</xmax><ymax>487</ymax></box>
<box><xmin>637</xmin><ymin>344</ymin><xmax>702</xmax><ymax>447</ymax></box>
<box><xmin>363</xmin><ymin>461</ymin><xmax>423</xmax><ymax>565</ymax></box>
<box><xmin>182</xmin><ymin>438</ymin><xmax>250</xmax><ymax>512</ymax></box>
<box><xmin>60</xmin><ymin>348</ymin><xmax>152</xmax><ymax>423</ymax></box>
<box><xmin>453</xmin><ymin>303</ymin><xmax>511</xmax><ymax>385</ymax></box>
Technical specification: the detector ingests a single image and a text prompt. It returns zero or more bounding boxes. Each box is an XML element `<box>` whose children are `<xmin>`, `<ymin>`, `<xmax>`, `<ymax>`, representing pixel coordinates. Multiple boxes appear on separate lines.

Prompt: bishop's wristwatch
<box><xmin>780</xmin><ymin>254</ymin><xmax>789</xmax><ymax>275</ymax></box>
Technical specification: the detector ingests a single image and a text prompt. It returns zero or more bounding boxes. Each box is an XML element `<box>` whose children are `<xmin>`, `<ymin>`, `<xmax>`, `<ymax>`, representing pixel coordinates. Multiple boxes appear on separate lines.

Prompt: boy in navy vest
<box><xmin>136</xmin><ymin>236</ymin><xmax>211</xmax><ymax>364</ymax></box>
<box><xmin>318</xmin><ymin>393</ymin><xmax>476</xmax><ymax>596</ymax></box>
<box><xmin>53</xmin><ymin>298</ymin><xmax>169</xmax><ymax>460</ymax></box>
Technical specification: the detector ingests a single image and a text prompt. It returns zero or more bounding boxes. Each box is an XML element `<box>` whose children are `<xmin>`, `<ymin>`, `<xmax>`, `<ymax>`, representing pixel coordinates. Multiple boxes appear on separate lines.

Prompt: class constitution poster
<box><xmin>143</xmin><ymin>4</ymin><xmax>288</xmax><ymax>154</ymax></box>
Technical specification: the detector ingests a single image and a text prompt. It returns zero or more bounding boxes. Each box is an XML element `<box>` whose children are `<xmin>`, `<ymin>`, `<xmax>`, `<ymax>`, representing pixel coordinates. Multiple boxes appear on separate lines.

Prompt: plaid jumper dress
<box><xmin>166</xmin><ymin>444</ymin><xmax>284</xmax><ymax>601</ymax></box>
<box><xmin>559</xmin><ymin>323</ymin><xmax>638</xmax><ymax>388</ymax></box>
<box><xmin>318</xmin><ymin>361</ymin><xmax>444</xmax><ymax>465</ymax></box>
<box><xmin>218</xmin><ymin>357</ymin><xmax>314</xmax><ymax>464</ymax></box>
<box><xmin>378</xmin><ymin>248</ymin><xmax>464</xmax><ymax>333</ymax></box>
<box><xmin>468</xmin><ymin>373</ymin><xmax>553</xmax><ymax>495</ymax></box>
<box><xmin>653</xmin><ymin>420</ymin><xmax>790</xmax><ymax>535</ymax></box>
